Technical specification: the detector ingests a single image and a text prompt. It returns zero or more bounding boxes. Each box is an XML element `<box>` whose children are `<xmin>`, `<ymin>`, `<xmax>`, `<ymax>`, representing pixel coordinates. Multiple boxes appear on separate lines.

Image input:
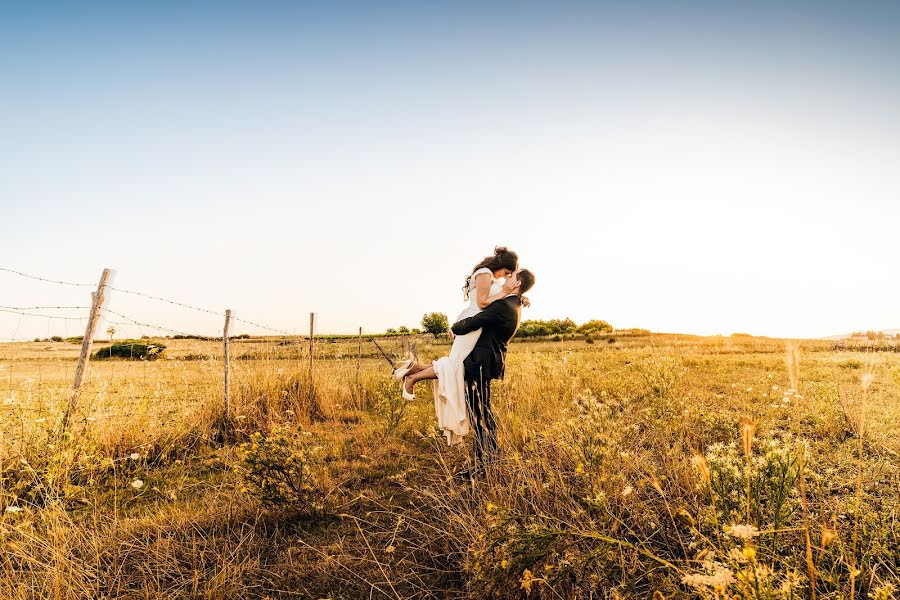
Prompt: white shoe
<box><xmin>401</xmin><ymin>377</ymin><xmax>416</xmax><ymax>401</ymax></box>
<box><xmin>392</xmin><ymin>358</ymin><xmax>416</xmax><ymax>381</ymax></box>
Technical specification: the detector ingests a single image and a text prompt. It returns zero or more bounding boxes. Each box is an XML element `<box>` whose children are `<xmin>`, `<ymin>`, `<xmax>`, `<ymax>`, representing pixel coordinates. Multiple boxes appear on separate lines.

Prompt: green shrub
<box><xmin>93</xmin><ymin>341</ymin><xmax>166</xmax><ymax>360</ymax></box>
<box><xmin>371</xmin><ymin>376</ymin><xmax>407</xmax><ymax>434</ymax></box>
<box><xmin>50</xmin><ymin>336</ymin><xmax>63</xmax><ymax>342</ymax></box>
<box><xmin>238</xmin><ymin>427</ymin><xmax>324</xmax><ymax>511</ymax></box>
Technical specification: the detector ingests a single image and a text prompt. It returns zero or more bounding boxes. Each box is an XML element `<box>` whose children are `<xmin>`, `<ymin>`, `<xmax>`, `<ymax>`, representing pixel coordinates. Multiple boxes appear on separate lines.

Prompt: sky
<box><xmin>1</xmin><ymin>1</ymin><xmax>899</xmax><ymax>340</ymax></box>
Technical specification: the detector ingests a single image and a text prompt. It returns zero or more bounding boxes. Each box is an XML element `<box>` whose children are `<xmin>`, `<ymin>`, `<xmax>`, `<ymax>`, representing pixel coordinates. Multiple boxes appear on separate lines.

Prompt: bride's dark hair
<box><xmin>463</xmin><ymin>246</ymin><xmax>519</xmax><ymax>300</ymax></box>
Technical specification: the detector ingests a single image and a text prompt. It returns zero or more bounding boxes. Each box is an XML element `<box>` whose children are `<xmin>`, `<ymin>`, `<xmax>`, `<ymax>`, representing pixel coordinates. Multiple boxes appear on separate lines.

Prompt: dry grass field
<box><xmin>0</xmin><ymin>334</ymin><xmax>897</xmax><ymax>599</ymax></box>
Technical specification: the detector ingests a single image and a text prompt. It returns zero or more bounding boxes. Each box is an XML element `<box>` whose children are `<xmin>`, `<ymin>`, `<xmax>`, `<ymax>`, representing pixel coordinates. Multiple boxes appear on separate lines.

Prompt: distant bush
<box><xmin>93</xmin><ymin>341</ymin><xmax>166</xmax><ymax>360</ymax></box>
<box><xmin>65</xmin><ymin>336</ymin><xmax>83</xmax><ymax>344</ymax></box>
<box><xmin>577</xmin><ymin>320</ymin><xmax>613</xmax><ymax>335</ymax></box>
<box><xmin>516</xmin><ymin>318</ymin><xmax>578</xmax><ymax>338</ymax></box>
<box><xmin>50</xmin><ymin>336</ymin><xmax>63</xmax><ymax>342</ymax></box>
<box><xmin>515</xmin><ymin>319</ymin><xmax>617</xmax><ymax>339</ymax></box>
<box><xmin>421</xmin><ymin>312</ymin><xmax>450</xmax><ymax>336</ymax></box>
<box><xmin>617</xmin><ymin>328</ymin><xmax>651</xmax><ymax>335</ymax></box>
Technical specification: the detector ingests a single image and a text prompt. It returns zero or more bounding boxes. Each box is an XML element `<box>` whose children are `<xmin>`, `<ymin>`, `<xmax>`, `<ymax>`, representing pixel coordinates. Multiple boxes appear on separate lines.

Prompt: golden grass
<box><xmin>0</xmin><ymin>334</ymin><xmax>898</xmax><ymax>598</ymax></box>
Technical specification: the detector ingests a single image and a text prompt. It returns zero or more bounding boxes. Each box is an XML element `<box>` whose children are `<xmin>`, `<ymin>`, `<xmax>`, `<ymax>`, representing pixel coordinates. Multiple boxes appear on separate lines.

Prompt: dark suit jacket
<box><xmin>451</xmin><ymin>295</ymin><xmax>522</xmax><ymax>382</ymax></box>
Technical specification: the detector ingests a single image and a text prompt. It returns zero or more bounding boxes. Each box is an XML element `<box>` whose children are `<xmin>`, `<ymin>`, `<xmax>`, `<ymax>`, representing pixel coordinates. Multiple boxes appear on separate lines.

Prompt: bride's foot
<box><xmin>392</xmin><ymin>358</ymin><xmax>416</xmax><ymax>381</ymax></box>
<box><xmin>401</xmin><ymin>377</ymin><xmax>416</xmax><ymax>401</ymax></box>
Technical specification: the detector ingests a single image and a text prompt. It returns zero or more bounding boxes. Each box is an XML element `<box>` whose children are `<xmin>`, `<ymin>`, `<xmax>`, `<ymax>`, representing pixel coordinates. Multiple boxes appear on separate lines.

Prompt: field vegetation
<box><xmin>0</xmin><ymin>333</ymin><xmax>897</xmax><ymax>598</ymax></box>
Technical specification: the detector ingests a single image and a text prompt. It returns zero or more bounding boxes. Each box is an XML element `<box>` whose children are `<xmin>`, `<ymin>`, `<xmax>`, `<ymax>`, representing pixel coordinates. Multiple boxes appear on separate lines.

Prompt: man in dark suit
<box><xmin>451</xmin><ymin>269</ymin><xmax>535</xmax><ymax>479</ymax></box>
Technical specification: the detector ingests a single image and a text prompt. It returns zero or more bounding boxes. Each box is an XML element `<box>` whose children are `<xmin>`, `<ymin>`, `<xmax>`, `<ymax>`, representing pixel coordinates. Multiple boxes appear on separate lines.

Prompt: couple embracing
<box><xmin>391</xmin><ymin>247</ymin><xmax>535</xmax><ymax>480</ymax></box>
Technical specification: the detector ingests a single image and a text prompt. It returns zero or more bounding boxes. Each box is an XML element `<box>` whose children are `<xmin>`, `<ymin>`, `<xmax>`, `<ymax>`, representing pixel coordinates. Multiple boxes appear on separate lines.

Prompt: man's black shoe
<box><xmin>453</xmin><ymin>467</ymin><xmax>485</xmax><ymax>482</ymax></box>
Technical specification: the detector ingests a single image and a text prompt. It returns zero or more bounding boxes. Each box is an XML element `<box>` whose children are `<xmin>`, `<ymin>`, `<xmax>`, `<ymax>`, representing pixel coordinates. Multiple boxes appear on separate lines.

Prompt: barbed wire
<box><xmin>3</xmin><ymin>266</ymin><xmax>315</xmax><ymax>338</ymax></box>
<box><xmin>0</xmin><ymin>307</ymin><xmax>89</xmax><ymax>320</ymax></box>
<box><xmin>100</xmin><ymin>308</ymin><xmax>199</xmax><ymax>338</ymax></box>
<box><xmin>230</xmin><ymin>316</ymin><xmax>295</xmax><ymax>336</ymax></box>
<box><xmin>1</xmin><ymin>268</ymin><xmax>423</xmax><ymax>343</ymax></box>
<box><xmin>0</xmin><ymin>266</ymin><xmax>94</xmax><ymax>288</ymax></box>
<box><xmin>105</xmin><ymin>285</ymin><xmax>294</xmax><ymax>336</ymax></box>
<box><xmin>0</xmin><ymin>305</ymin><xmax>92</xmax><ymax>311</ymax></box>
<box><xmin>105</xmin><ymin>286</ymin><xmax>225</xmax><ymax>317</ymax></box>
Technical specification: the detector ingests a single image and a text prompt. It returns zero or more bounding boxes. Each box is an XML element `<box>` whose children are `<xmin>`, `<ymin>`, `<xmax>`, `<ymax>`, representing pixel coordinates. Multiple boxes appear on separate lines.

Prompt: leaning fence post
<box><xmin>223</xmin><ymin>309</ymin><xmax>232</xmax><ymax>420</ymax></box>
<box><xmin>60</xmin><ymin>267</ymin><xmax>111</xmax><ymax>432</ymax></box>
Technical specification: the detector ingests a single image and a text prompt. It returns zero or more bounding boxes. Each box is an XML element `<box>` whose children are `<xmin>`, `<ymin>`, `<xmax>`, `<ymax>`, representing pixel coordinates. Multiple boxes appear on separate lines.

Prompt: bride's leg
<box><xmin>406</xmin><ymin>360</ymin><xmax>431</xmax><ymax>375</ymax></box>
<box><xmin>405</xmin><ymin>365</ymin><xmax>437</xmax><ymax>394</ymax></box>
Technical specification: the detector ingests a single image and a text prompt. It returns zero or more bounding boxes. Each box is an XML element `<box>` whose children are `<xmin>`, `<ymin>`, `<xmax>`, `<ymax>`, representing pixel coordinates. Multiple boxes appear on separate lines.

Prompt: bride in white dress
<box><xmin>394</xmin><ymin>247</ymin><xmax>522</xmax><ymax>445</ymax></box>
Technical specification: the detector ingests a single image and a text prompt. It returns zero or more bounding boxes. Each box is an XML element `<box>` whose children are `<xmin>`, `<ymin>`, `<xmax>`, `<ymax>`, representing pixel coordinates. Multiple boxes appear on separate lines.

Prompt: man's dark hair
<box><xmin>517</xmin><ymin>269</ymin><xmax>535</xmax><ymax>296</ymax></box>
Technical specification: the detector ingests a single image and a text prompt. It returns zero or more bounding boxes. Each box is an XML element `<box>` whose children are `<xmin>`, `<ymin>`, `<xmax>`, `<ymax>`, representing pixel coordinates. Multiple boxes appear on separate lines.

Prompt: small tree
<box><xmin>106</xmin><ymin>326</ymin><xmax>116</xmax><ymax>342</ymax></box>
<box><xmin>421</xmin><ymin>312</ymin><xmax>449</xmax><ymax>336</ymax></box>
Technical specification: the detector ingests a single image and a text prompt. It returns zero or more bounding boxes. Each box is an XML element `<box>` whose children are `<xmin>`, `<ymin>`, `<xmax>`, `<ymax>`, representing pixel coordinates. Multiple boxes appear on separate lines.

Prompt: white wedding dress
<box><xmin>432</xmin><ymin>267</ymin><xmax>502</xmax><ymax>445</ymax></box>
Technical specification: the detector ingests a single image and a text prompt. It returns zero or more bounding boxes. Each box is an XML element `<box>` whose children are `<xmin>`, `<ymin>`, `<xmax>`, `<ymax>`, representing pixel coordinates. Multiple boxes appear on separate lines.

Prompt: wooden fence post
<box><xmin>60</xmin><ymin>268</ymin><xmax>111</xmax><ymax>432</ymax></box>
<box><xmin>223</xmin><ymin>309</ymin><xmax>232</xmax><ymax>420</ymax></box>
<box><xmin>356</xmin><ymin>326</ymin><xmax>362</xmax><ymax>388</ymax></box>
<box><xmin>308</xmin><ymin>312</ymin><xmax>315</xmax><ymax>379</ymax></box>
<box><xmin>306</xmin><ymin>312</ymin><xmax>325</xmax><ymax>420</ymax></box>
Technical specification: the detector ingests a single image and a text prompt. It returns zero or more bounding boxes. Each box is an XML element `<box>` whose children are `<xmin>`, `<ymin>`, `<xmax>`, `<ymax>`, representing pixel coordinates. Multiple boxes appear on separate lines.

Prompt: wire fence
<box><xmin>1</xmin><ymin>265</ymin><xmax>427</xmax><ymax>447</ymax></box>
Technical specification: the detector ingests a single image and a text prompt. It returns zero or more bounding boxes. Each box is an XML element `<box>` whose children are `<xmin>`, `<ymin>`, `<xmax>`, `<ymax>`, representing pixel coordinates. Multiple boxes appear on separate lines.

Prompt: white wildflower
<box><xmin>725</xmin><ymin>524</ymin><xmax>760</xmax><ymax>540</ymax></box>
<box><xmin>682</xmin><ymin>568</ymin><xmax>735</xmax><ymax>589</ymax></box>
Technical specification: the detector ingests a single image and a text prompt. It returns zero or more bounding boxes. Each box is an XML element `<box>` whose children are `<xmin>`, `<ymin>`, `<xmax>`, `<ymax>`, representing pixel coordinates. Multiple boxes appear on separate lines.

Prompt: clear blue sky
<box><xmin>2</xmin><ymin>1</ymin><xmax>899</xmax><ymax>339</ymax></box>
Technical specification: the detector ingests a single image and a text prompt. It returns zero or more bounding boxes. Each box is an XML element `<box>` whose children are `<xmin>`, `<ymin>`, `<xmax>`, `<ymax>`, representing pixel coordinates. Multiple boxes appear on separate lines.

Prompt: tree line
<box><xmin>415</xmin><ymin>313</ymin><xmax>616</xmax><ymax>338</ymax></box>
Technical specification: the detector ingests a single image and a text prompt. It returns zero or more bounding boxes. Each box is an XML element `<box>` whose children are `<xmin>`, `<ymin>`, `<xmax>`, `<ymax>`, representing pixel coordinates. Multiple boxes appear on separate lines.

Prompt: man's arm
<box><xmin>451</xmin><ymin>301</ymin><xmax>508</xmax><ymax>336</ymax></box>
